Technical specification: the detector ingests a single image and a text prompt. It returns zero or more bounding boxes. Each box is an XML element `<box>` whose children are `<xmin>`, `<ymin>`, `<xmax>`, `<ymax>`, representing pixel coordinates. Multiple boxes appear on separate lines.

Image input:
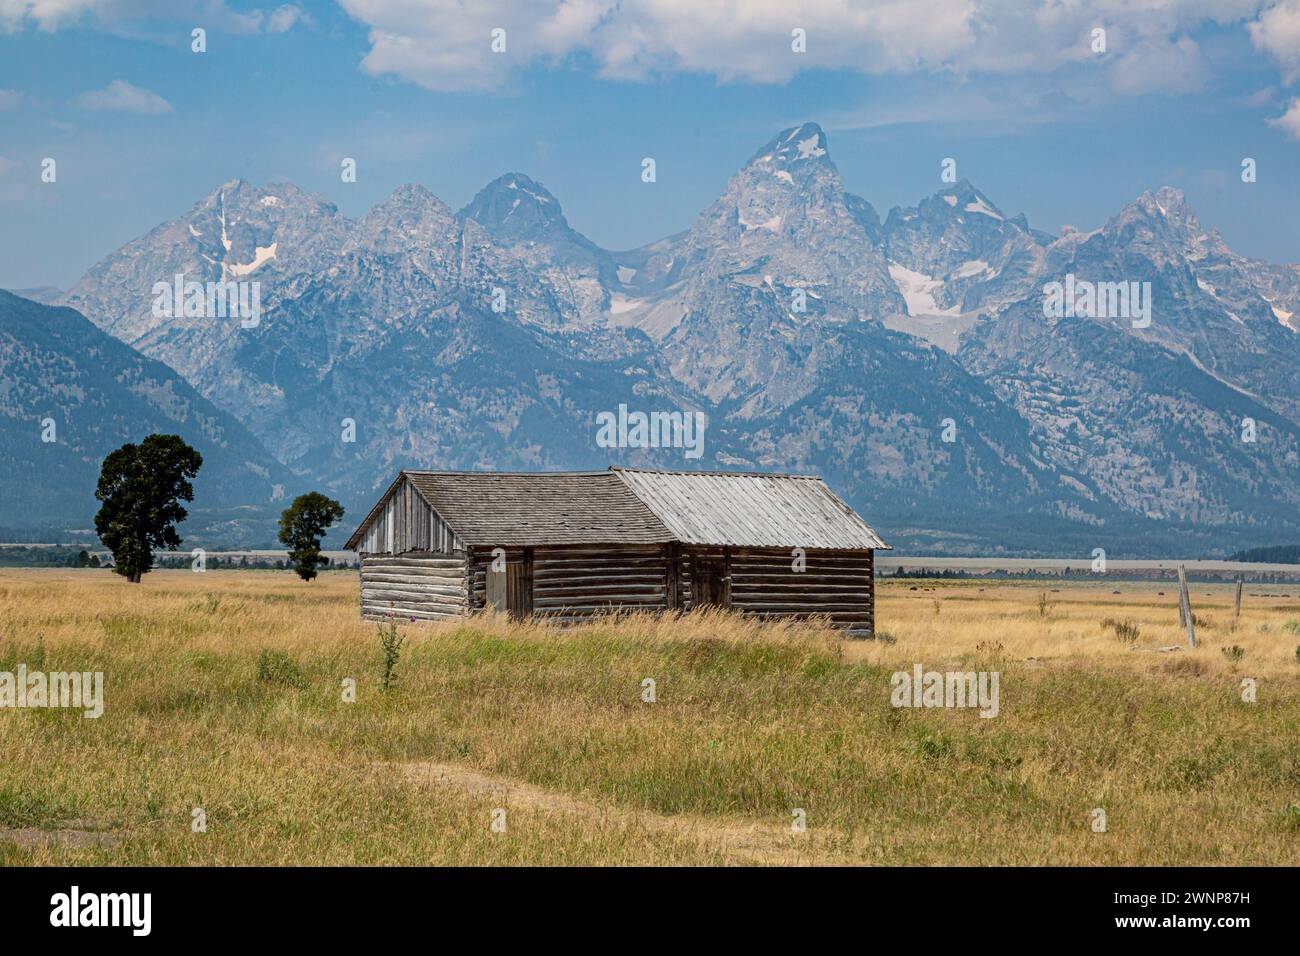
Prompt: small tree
<box><xmin>94</xmin><ymin>434</ymin><xmax>203</xmax><ymax>583</ymax></box>
<box><xmin>278</xmin><ymin>492</ymin><xmax>345</xmax><ymax>582</ymax></box>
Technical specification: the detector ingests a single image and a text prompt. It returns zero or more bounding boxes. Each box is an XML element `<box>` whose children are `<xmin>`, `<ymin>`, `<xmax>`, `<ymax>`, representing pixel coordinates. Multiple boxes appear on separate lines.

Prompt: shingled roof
<box><xmin>404</xmin><ymin>470</ymin><xmax>675</xmax><ymax>546</ymax></box>
<box><xmin>345</xmin><ymin>467</ymin><xmax>889</xmax><ymax>551</ymax></box>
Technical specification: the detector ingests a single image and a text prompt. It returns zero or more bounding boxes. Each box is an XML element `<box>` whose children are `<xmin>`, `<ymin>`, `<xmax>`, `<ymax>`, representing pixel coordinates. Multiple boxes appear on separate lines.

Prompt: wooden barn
<box><xmin>343</xmin><ymin>467</ymin><xmax>890</xmax><ymax>636</ymax></box>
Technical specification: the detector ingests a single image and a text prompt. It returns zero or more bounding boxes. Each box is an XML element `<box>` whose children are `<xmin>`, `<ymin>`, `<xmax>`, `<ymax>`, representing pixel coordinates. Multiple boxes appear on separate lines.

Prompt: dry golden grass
<box><xmin>869</xmin><ymin>579</ymin><xmax>1300</xmax><ymax>679</ymax></box>
<box><xmin>0</xmin><ymin>569</ymin><xmax>1296</xmax><ymax>866</ymax></box>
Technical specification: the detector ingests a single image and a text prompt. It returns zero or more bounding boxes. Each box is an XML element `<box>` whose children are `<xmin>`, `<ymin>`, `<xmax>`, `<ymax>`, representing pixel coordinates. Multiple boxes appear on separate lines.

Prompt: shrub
<box><xmin>379</xmin><ymin>620</ymin><xmax>404</xmax><ymax>691</ymax></box>
<box><xmin>256</xmin><ymin>649</ymin><xmax>307</xmax><ymax>689</ymax></box>
<box><xmin>1220</xmin><ymin>645</ymin><xmax>1245</xmax><ymax>664</ymax></box>
<box><xmin>1101</xmin><ymin>618</ymin><xmax>1140</xmax><ymax>644</ymax></box>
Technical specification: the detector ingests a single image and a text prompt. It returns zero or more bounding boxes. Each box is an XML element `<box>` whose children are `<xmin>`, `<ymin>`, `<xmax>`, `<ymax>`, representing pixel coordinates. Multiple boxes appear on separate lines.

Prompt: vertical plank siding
<box><xmin>356</xmin><ymin>476</ymin><xmax>463</xmax><ymax>556</ymax></box>
<box><xmin>359</xmin><ymin>552</ymin><xmax>468</xmax><ymax>621</ymax></box>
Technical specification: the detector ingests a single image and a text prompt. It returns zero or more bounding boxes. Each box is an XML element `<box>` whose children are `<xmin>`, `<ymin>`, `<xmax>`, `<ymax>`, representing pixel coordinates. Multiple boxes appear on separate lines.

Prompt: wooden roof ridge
<box><xmin>608</xmin><ymin>465</ymin><xmax>824</xmax><ymax>480</ymax></box>
<box><xmin>401</xmin><ymin>468</ymin><xmax>613</xmax><ymax>477</ymax></box>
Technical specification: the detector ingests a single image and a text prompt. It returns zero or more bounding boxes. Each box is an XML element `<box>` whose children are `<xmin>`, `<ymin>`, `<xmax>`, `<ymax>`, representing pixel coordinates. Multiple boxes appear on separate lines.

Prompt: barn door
<box><xmin>486</xmin><ymin>549</ymin><xmax>533</xmax><ymax>619</ymax></box>
<box><xmin>691</xmin><ymin>556</ymin><xmax>730</xmax><ymax>609</ymax></box>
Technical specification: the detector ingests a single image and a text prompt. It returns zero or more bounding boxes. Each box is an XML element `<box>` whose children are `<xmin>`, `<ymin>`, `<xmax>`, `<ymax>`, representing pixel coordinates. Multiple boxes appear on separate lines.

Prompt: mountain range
<box><xmin>4</xmin><ymin>121</ymin><xmax>1299</xmax><ymax>555</ymax></box>
<box><xmin>0</xmin><ymin>289</ymin><xmax>292</xmax><ymax>543</ymax></box>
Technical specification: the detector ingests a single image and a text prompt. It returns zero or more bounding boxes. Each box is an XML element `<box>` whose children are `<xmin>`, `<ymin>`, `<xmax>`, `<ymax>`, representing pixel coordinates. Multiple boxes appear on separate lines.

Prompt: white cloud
<box><xmin>1250</xmin><ymin>1</ymin><xmax>1300</xmax><ymax>83</ymax></box>
<box><xmin>1268</xmin><ymin>96</ymin><xmax>1300</xmax><ymax>138</ymax></box>
<box><xmin>0</xmin><ymin>0</ymin><xmax>308</xmax><ymax>34</ymax></box>
<box><xmin>1110</xmin><ymin>35</ymin><xmax>1211</xmax><ymax>95</ymax></box>
<box><xmin>266</xmin><ymin>4</ymin><xmax>304</xmax><ymax>33</ymax></box>
<box><xmin>0</xmin><ymin>0</ymin><xmax>99</xmax><ymax>32</ymax></box>
<box><xmin>1247</xmin><ymin>84</ymin><xmax>1278</xmax><ymax>105</ymax></box>
<box><xmin>338</xmin><ymin>0</ymin><xmax>982</xmax><ymax>91</ymax></box>
<box><xmin>0</xmin><ymin>88</ymin><xmax>19</xmax><ymax>109</ymax></box>
<box><xmin>335</xmin><ymin>1</ymin><xmax>1281</xmax><ymax>93</ymax></box>
<box><xmin>75</xmin><ymin>79</ymin><xmax>172</xmax><ymax>114</ymax></box>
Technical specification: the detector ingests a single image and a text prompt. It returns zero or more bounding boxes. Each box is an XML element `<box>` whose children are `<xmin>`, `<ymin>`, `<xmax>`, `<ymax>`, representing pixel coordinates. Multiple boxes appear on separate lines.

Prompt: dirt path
<box><xmin>0</xmin><ymin>821</ymin><xmax>120</xmax><ymax>850</ymax></box>
<box><xmin>390</xmin><ymin>761</ymin><xmax>824</xmax><ymax>865</ymax></box>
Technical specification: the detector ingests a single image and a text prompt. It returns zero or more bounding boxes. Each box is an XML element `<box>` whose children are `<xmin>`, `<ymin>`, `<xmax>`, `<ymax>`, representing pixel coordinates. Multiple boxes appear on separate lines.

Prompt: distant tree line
<box><xmin>1227</xmin><ymin>544</ymin><xmax>1300</xmax><ymax>564</ymax></box>
<box><xmin>154</xmin><ymin>554</ymin><xmax>360</xmax><ymax>571</ymax></box>
<box><xmin>0</xmin><ymin>547</ymin><xmax>102</xmax><ymax>568</ymax></box>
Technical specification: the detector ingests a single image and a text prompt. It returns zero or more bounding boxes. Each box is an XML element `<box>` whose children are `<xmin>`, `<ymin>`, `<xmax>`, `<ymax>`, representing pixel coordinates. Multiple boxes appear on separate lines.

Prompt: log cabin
<box><xmin>343</xmin><ymin>467</ymin><xmax>890</xmax><ymax>636</ymax></box>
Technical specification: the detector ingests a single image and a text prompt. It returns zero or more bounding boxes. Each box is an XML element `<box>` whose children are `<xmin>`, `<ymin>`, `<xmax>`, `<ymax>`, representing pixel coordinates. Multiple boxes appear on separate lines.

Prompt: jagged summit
<box><xmin>1104</xmin><ymin>186</ymin><xmax>1217</xmax><ymax>261</ymax></box>
<box><xmin>458</xmin><ymin>172</ymin><xmax>567</xmax><ymax>238</ymax></box>
<box><xmin>885</xmin><ymin>179</ymin><xmax>1010</xmax><ymax>227</ymax></box>
<box><xmin>746</xmin><ymin>122</ymin><xmax>832</xmax><ymax>168</ymax></box>
<box><xmin>1134</xmin><ymin>186</ymin><xmax>1193</xmax><ymax>218</ymax></box>
<box><xmin>385</xmin><ymin>182</ymin><xmax>444</xmax><ymax>204</ymax></box>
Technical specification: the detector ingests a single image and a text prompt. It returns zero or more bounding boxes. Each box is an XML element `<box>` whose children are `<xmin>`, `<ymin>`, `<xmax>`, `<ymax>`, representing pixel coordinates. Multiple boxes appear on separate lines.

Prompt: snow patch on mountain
<box><xmin>608</xmin><ymin>293</ymin><xmax>642</xmax><ymax>314</ymax></box>
<box><xmin>795</xmin><ymin>132</ymin><xmax>826</xmax><ymax>160</ymax></box>
<box><xmin>953</xmin><ymin>259</ymin><xmax>991</xmax><ymax>279</ymax></box>
<box><xmin>964</xmin><ymin>196</ymin><xmax>1003</xmax><ymax>220</ymax></box>
<box><xmin>739</xmin><ymin>211</ymin><xmax>782</xmax><ymax>232</ymax></box>
<box><xmin>226</xmin><ymin>242</ymin><xmax>278</xmax><ymax>277</ymax></box>
<box><xmin>889</xmin><ymin>262</ymin><xmax>959</xmax><ymax>317</ymax></box>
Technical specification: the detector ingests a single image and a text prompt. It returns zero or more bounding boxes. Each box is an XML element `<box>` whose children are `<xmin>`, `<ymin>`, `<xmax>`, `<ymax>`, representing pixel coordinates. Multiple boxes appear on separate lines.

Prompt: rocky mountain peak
<box><xmin>384</xmin><ymin>182</ymin><xmax>446</xmax><ymax>207</ymax></box>
<box><xmin>1102</xmin><ymin>186</ymin><xmax>1217</xmax><ymax>267</ymax></box>
<box><xmin>746</xmin><ymin>122</ymin><xmax>831</xmax><ymax>169</ymax></box>
<box><xmin>356</xmin><ymin>183</ymin><xmax>457</xmax><ymax>253</ymax></box>
<box><xmin>1116</xmin><ymin>187</ymin><xmax>1200</xmax><ymax>231</ymax></box>
<box><xmin>457</xmin><ymin>173</ymin><xmax>568</xmax><ymax>241</ymax></box>
<box><xmin>895</xmin><ymin>179</ymin><xmax>1008</xmax><ymax>226</ymax></box>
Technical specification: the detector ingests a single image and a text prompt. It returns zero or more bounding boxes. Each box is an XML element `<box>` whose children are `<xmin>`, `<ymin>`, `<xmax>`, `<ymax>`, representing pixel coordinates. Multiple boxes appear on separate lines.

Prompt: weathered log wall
<box><xmin>364</xmin><ymin>544</ymin><xmax>875</xmax><ymax>636</ymax></box>
<box><xmin>724</xmin><ymin>546</ymin><xmax>875</xmax><ymax>636</ymax></box>
<box><xmin>469</xmin><ymin>544</ymin><xmax>671</xmax><ymax>624</ymax></box>
<box><xmin>360</xmin><ymin>551</ymin><xmax>468</xmax><ymax>622</ymax></box>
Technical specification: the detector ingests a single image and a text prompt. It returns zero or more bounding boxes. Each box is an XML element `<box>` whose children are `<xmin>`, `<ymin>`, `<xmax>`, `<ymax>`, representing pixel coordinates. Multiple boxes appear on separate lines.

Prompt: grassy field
<box><xmin>1</xmin><ymin>569</ymin><xmax>1297</xmax><ymax>866</ymax></box>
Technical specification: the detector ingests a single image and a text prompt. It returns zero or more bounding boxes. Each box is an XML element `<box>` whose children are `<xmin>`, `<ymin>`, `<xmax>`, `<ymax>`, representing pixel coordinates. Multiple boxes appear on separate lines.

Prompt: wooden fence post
<box><xmin>1177</xmin><ymin>564</ymin><xmax>1196</xmax><ymax>649</ymax></box>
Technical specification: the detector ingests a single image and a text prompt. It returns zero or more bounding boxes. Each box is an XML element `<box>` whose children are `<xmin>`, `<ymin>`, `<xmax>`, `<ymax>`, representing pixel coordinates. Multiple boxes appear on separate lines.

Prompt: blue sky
<box><xmin>3</xmin><ymin>1</ymin><xmax>1300</xmax><ymax>289</ymax></box>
